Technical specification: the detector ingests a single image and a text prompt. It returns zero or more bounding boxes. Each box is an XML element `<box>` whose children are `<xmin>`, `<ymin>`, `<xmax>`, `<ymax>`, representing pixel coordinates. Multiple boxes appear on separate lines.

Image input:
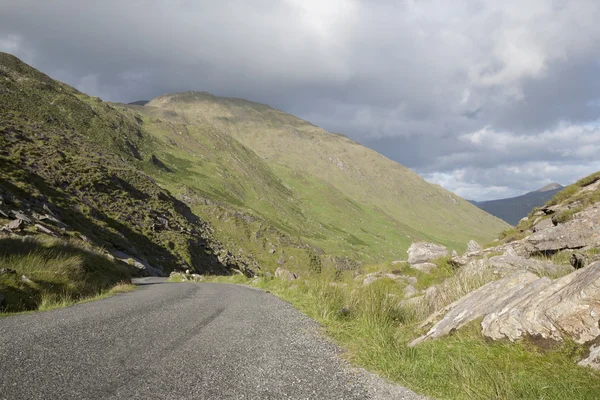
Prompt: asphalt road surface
<box><xmin>0</xmin><ymin>279</ymin><xmax>424</xmax><ymax>399</ymax></box>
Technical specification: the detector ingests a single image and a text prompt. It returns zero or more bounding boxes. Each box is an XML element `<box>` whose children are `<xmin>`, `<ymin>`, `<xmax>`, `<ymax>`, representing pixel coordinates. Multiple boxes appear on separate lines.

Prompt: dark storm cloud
<box><xmin>2</xmin><ymin>0</ymin><xmax>600</xmax><ymax>200</ymax></box>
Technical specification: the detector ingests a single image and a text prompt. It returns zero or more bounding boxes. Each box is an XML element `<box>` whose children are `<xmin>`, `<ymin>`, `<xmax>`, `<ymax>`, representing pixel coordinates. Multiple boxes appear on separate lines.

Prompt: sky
<box><xmin>1</xmin><ymin>0</ymin><xmax>600</xmax><ymax>201</ymax></box>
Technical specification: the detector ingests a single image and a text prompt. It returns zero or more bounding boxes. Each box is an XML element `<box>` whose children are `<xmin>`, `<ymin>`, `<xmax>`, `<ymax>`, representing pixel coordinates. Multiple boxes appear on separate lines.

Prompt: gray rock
<box><xmin>486</xmin><ymin>253</ymin><xmax>573</xmax><ymax>277</ymax></box>
<box><xmin>34</xmin><ymin>223</ymin><xmax>57</xmax><ymax>236</ymax></box>
<box><xmin>466</xmin><ymin>240</ymin><xmax>482</xmax><ymax>254</ymax></box>
<box><xmin>0</xmin><ymin>208</ymin><xmax>8</xmax><ymax>218</ymax></box>
<box><xmin>579</xmin><ymin>344</ymin><xmax>600</xmax><ymax>370</ymax></box>
<box><xmin>407</xmin><ymin>242</ymin><xmax>448</xmax><ymax>265</ymax></box>
<box><xmin>412</xmin><ymin>262</ymin><xmax>600</xmax><ymax>352</ymax></box>
<box><xmin>532</xmin><ymin>218</ymin><xmax>554</xmax><ymax>232</ymax></box>
<box><xmin>410</xmin><ymin>271</ymin><xmax>541</xmax><ymax>346</ymax></box>
<box><xmin>524</xmin><ymin>203</ymin><xmax>600</xmax><ymax>253</ymax></box>
<box><xmin>410</xmin><ymin>262</ymin><xmax>437</xmax><ymax>273</ymax></box>
<box><xmin>7</xmin><ymin>219</ymin><xmax>23</xmax><ymax>231</ymax></box>
<box><xmin>21</xmin><ymin>275</ymin><xmax>33</xmax><ymax>283</ymax></box>
<box><xmin>403</xmin><ymin>284</ymin><xmax>418</xmax><ymax>298</ymax></box>
<box><xmin>274</xmin><ymin>267</ymin><xmax>297</xmax><ymax>281</ymax></box>
<box><xmin>482</xmin><ymin>261</ymin><xmax>600</xmax><ymax>344</ymax></box>
<box><xmin>10</xmin><ymin>211</ymin><xmax>31</xmax><ymax>223</ymax></box>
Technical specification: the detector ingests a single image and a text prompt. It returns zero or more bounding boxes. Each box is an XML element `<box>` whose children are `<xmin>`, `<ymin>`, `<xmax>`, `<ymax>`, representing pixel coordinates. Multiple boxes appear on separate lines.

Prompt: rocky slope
<box><xmin>406</xmin><ymin>172</ymin><xmax>600</xmax><ymax>369</ymax></box>
<box><xmin>0</xmin><ymin>52</ymin><xmax>255</xmax><ymax>279</ymax></box>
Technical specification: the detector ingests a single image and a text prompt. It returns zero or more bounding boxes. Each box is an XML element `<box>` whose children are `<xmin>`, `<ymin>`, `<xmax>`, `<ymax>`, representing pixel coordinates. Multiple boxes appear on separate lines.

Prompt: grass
<box><xmin>0</xmin><ymin>235</ymin><xmax>133</xmax><ymax>312</ymax></box>
<box><xmin>198</xmin><ymin>272</ymin><xmax>600</xmax><ymax>399</ymax></box>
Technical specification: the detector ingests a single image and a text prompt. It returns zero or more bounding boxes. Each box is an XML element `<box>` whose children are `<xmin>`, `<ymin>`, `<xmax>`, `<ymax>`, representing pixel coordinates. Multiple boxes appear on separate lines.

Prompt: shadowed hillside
<box><xmin>472</xmin><ymin>183</ymin><xmax>564</xmax><ymax>225</ymax></box>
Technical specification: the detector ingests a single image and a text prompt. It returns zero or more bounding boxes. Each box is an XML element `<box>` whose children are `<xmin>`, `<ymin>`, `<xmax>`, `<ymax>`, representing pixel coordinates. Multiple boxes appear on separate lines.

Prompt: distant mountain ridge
<box><xmin>127</xmin><ymin>100</ymin><xmax>149</xmax><ymax>106</ymax></box>
<box><xmin>472</xmin><ymin>183</ymin><xmax>564</xmax><ymax>225</ymax></box>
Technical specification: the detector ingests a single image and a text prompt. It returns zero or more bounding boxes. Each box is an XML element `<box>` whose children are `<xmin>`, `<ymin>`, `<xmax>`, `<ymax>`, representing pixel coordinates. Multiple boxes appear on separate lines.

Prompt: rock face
<box><xmin>410</xmin><ymin>271</ymin><xmax>540</xmax><ymax>346</ymax></box>
<box><xmin>274</xmin><ymin>267</ymin><xmax>297</xmax><ymax>281</ymax></box>
<box><xmin>411</xmin><ymin>262</ymin><xmax>600</xmax><ymax>368</ymax></box>
<box><xmin>524</xmin><ymin>203</ymin><xmax>600</xmax><ymax>254</ymax></box>
<box><xmin>481</xmin><ymin>261</ymin><xmax>600</xmax><ymax>344</ymax></box>
<box><xmin>407</xmin><ymin>242</ymin><xmax>448</xmax><ymax>265</ymax></box>
<box><xmin>486</xmin><ymin>252</ymin><xmax>573</xmax><ymax>277</ymax></box>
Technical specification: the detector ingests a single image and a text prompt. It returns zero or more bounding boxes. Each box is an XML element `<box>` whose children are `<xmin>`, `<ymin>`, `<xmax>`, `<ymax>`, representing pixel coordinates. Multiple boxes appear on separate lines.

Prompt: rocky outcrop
<box><xmin>485</xmin><ymin>252</ymin><xmax>572</xmax><ymax>277</ymax></box>
<box><xmin>481</xmin><ymin>261</ymin><xmax>600</xmax><ymax>344</ymax></box>
<box><xmin>524</xmin><ymin>203</ymin><xmax>600</xmax><ymax>254</ymax></box>
<box><xmin>410</xmin><ymin>271</ymin><xmax>540</xmax><ymax>346</ymax></box>
<box><xmin>407</xmin><ymin>242</ymin><xmax>448</xmax><ymax>265</ymax></box>
<box><xmin>411</xmin><ymin>261</ymin><xmax>600</xmax><ymax>368</ymax></box>
<box><xmin>407</xmin><ymin>242</ymin><xmax>448</xmax><ymax>273</ymax></box>
<box><xmin>274</xmin><ymin>267</ymin><xmax>297</xmax><ymax>281</ymax></box>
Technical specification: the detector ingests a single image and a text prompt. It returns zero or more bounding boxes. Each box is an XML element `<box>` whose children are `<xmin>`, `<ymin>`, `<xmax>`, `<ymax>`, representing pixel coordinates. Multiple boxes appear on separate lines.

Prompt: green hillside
<box><xmin>125</xmin><ymin>92</ymin><xmax>507</xmax><ymax>262</ymax></box>
<box><xmin>1</xmin><ymin>52</ymin><xmax>507</xmax><ymax>282</ymax></box>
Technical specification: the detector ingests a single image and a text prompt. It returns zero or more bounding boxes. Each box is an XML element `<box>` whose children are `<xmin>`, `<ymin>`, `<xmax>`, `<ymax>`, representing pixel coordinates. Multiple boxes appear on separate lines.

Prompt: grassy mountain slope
<box><xmin>0</xmin><ymin>52</ymin><xmax>243</xmax><ymax>281</ymax></box>
<box><xmin>122</xmin><ymin>92</ymin><xmax>507</xmax><ymax>263</ymax></box>
<box><xmin>473</xmin><ymin>183</ymin><xmax>564</xmax><ymax>225</ymax></box>
<box><xmin>1</xmin><ymin>52</ymin><xmax>506</xmax><ymax>285</ymax></box>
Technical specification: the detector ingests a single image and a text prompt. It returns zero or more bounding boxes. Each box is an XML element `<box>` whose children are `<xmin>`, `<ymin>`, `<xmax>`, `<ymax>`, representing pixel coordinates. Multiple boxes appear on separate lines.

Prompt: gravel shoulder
<box><xmin>0</xmin><ymin>280</ymin><xmax>425</xmax><ymax>399</ymax></box>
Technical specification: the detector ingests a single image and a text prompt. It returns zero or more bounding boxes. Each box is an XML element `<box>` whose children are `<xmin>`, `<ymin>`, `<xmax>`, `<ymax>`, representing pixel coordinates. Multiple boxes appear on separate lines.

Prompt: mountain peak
<box><xmin>537</xmin><ymin>183</ymin><xmax>563</xmax><ymax>192</ymax></box>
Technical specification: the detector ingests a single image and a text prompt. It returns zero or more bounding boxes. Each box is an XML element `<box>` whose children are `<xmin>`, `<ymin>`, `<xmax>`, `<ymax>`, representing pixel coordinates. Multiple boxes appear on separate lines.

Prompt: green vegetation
<box><xmin>118</xmin><ymin>90</ymin><xmax>508</xmax><ymax>269</ymax></box>
<box><xmin>0</xmin><ymin>235</ymin><xmax>133</xmax><ymax>312</ymax></box>
<box><xmin>203</xmin><ymin>271</ymin><xmax>600</xmax><ymax>400</ymax></box>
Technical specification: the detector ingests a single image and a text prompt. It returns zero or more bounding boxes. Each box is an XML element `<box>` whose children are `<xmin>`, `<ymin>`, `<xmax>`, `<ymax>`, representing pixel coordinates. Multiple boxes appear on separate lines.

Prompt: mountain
<box><xmin>472</xmin><ymin>183</ymin><xmax>564</xmax><ymax>225</ymax></box>
<box><xmin>0</xmin><ymin>52</ymin><xmax>507</xmax><ymax>281</ymax></box>
<box><xmin>127</xmin><ymin>91</ymin><xmax>507</xmax><ymax>260</ymax></box>
<box><xmin>128</xmin><ymin>100</ymin><xmax>149</xmax><ymax>106</ymax></box>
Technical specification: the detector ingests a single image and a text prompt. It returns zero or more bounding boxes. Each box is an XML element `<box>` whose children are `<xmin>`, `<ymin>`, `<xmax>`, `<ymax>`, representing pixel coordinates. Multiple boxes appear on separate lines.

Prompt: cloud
<box><xmin>1</xmin><ymin>0</ymin><xmax>599</xmax><ymax>200</ymax></box>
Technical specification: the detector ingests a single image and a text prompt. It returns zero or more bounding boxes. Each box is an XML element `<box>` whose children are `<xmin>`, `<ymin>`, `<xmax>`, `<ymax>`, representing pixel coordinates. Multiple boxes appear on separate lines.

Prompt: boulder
<box><xmin>482</xmin><ymin>261</ymin><xmax>600</xmax><ymax>344</ymax></box>
<box><xmin>359</xmin><ymin>272</ymin><xmax>414</xmax><ymax>286</ymax></box>
<box><xmin>410</xmin><ymin>262</ymin><xmax>437</xmax><ymax>273</ymax></box>
<box><xmin>274</xmin><ymin>267</ymin><xmax>297</xmax><ymax>281</ymax></box>
<box><xmin>407</xmin><ymin>242</ymin><xmax>448</xmax><ymax>265</ymax></box>
<box><xmin>579</xmin><ymin>344</ymin><xmax>600</xmax><ymax>370</ymax></box>
<box><xmin>34</xmin><ymin>223</ymin><xmax>57</xmax><ymax>236</ymax></box>
<box><xmin>410</xmin><ymin>271</ymin><xmax>541</xmax><ymax>346</ymax></box>
<box><xmin>532</xmin><ymin>218</ymin><xmax>554</xmax><ymax>232</ymax></box>
<box><xmin>7</xmin><ymin>219</ymin><xmax>23</xmax><ymax>231</ymax></box>
<box><xmin>20</xmin><ymin>275</ymin><xmax>33</xmax><ymax>283</ymax></box>
<box><xmin>403</xmin><ymin>284</ymin><xmax>419</xmax><ymax>298</ymax></box>
<box><xmin>10</xmin><ymin>211</ymin><xmax>32</xmax><ymax>223</ymax></box>
<box><xmin>485</xmin><ymin>252</ymin><xmax>573</xmax><ymax>277</ymax></box>
<box><xmin>466</xmin><ymin>240</ymin><xmax>482</xmax><ymax>254</ymax></box>
<box><xmin>411</xmin><ymin>261</ymin><xmax>600</xmax><ymax>361</ymax></box>
<box><xmin>524</xmin><ymin>203</ymin><xmax>600</xmax><ymax>254</ymax></box>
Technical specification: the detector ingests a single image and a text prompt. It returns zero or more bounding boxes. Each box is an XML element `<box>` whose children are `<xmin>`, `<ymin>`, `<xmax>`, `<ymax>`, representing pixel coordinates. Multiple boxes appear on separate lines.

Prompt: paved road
<box><xmin>0</xmin><ymin>280</ymin><xmax>424</xmax><ymax>399</ymax></box>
